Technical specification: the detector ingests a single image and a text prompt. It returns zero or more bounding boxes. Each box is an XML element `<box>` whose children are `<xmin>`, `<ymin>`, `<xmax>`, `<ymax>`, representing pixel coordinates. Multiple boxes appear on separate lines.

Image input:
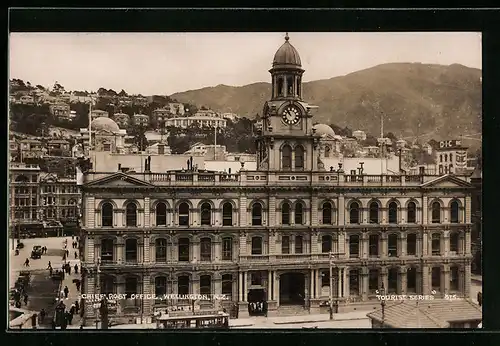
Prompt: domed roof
<box><xmin>272</xmin><ymin>33</ymin><xmax>302</xmax><ymax>68</ymax></box>
<box><xmin>313</xmin><ymin>124</ymin><xmax>335</xmax><ymax>137</ymax></box>
<box><xmin>91</xmin><ymin>117</ymin><xmax>120</xmax><ymax>133</ymax></box>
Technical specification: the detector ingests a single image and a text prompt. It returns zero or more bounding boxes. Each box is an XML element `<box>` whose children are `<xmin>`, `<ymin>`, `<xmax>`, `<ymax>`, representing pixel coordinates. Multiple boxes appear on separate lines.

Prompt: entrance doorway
<box><xmin>279</xmin><ymin>272</ymin><xmax>305</xmax><ymax>306</ymax></box>
<box><xmin>247</xmin><ymin>289</ymin><xmax>267</xmax><ymax>316</ymax></box>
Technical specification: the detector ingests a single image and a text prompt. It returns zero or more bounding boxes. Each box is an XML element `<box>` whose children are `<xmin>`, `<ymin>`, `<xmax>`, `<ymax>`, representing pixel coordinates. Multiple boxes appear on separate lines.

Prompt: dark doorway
<box><xmin>279</xmin><ymin>272</ymin><xmax>305</xmax><ymax>306</ymax></box>
<box><xmin>247</xmin><ymin>289</ymin><xmax>267</xmax><ymax>316</ymax></box>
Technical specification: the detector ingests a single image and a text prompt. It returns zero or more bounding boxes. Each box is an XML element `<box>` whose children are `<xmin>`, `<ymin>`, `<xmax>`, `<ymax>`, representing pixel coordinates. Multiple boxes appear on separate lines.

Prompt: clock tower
<box><xmin>257</xmin><ymin>33</ymin><xmax>321</xmax><ymax>171</ymax></box>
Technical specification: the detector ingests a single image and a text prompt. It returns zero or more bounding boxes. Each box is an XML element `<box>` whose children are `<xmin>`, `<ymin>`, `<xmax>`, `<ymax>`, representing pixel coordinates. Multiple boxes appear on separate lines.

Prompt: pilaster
<box><xmin>422</xmin><ymin>265</ymin><xmax>430</xmax><ymax>295</ymax></box>
<box><xmin>443</xmin><ymin>265</ymin><xmax>450</xmax><ymax>294</ymax></box>
<box><xmin>143</xmin><ymin>235</ymin><xmax>150</xmax><ymax>263</ymax></box>
<box><xmin>269</xmin><ymin>196</ymin><xmax>276</xmax><ymax>226</ymax></box>
<box><xmin>311</xmin><ymin>195</ymin><xmax>318</xmax><ymax>225</ymax></box>
<box><xmin>465</xmin><ymin>196</ymin><xmax>472</xmax><ymax>224</ymax></box>
<box><xmin>399</xmin><ymin>267</ymin><xmax>407</xmax><ymax>295</ymax></box>
<box><xmin>144</xmin><ymin>197</ymin><xmax>150</xmax><ymax>227</ymax></box>
<box><xmin>361</xmin><ymin>267</ymin><xmax>369</xmax><ymax>300</ymax></box>
<box><xmin>239</xmin><ymin>196</ymin><xmax>247</xmax><ymax>226</ymax></box>
<box><xmin>87</xmin><ymin>236</ymin><xmax>95</xmax><ymax>263</ymax></box>
<box><xmin>337</xmin><ymin>195</ymin><xmax>345</xmax><ymax>225</ymax></box>
<box><xmin>86</xmin><ymin>196</ymin><xmax>95</xmax><ymax>228</ymax></box>
<box><xmin>465</xmin><ymin>263</ymin><xmax>471</xmax><ymax>298</ymax></box>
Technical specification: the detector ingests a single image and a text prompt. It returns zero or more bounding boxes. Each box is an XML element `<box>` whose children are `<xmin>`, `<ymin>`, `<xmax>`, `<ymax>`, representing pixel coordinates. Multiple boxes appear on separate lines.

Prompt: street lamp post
<box><xmin>380</xmin><ymin>283</ymin><xmax>386</xmax><ymax>328</ymax></box>
<box><xmin>328</xmin><ymin>251</ymin><xmax>344</xmax><ymax>320</ymax></box>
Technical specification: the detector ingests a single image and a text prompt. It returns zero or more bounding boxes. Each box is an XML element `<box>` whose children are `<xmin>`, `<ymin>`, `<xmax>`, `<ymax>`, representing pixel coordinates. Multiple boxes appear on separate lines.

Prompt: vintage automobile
<box><xmin>30</xmin><ymin>245</ymin><xmax>43</xmax><ymax>259</ymax></box>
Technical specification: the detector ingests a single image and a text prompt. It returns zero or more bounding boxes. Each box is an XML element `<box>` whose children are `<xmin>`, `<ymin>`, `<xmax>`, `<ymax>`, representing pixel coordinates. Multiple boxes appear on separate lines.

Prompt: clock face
<box><xmin>282</xmin><ymin>106</ymin><xmax>301</xmax><ymax>125</ymax></box>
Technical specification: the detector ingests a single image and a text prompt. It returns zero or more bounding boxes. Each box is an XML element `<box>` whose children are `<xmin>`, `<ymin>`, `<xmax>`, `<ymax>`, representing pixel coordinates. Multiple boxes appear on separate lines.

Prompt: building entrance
<box><xmin>279</xmin><ymin>272</ymin><xmax>305</xmax><ymax>306</ymax></box>
<box><xmin>247</xmin><ymin>289</ymin><xmax>267</xmax><ymax>316</ymax></box>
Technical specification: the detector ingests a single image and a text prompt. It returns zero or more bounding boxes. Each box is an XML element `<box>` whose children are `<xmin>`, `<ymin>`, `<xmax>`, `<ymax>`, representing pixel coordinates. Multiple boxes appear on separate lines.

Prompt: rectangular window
<box><xmin>295</xmin><ymin>236</ymin><xmax>303</xmax><ymax>254</ymax></box>
<box><xmin>222</xmin><ymin>238</ymin><xmax>232</xmax><ymax>261</ymax></box>
<box><xmin>281</xmin><ymin>236</ymin><xmax>290</xmax><ymax>254</ymax></box>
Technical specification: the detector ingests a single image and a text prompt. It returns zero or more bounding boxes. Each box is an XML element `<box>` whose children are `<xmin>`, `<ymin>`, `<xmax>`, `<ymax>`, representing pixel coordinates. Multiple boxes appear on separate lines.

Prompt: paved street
<box><xmin>9</xmin><ymin>236</ymin><xmax>82</xmax><ymax>328</ymax></box>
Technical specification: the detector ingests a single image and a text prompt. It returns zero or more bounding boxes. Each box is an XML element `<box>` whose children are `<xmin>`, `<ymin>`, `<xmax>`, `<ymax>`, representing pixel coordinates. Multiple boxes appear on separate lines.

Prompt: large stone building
<box><xmin>80</xmin><ymin>34</ymin><xmax>474</xmax><ymax>324</ymax></box>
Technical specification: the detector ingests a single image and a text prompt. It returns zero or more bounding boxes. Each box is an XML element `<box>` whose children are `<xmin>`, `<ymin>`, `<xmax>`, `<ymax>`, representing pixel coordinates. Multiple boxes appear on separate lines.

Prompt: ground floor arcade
<box><xmin>82</xmin><ymin>261</ymin><xmax>472</xmax><ymax>323</ymax></box>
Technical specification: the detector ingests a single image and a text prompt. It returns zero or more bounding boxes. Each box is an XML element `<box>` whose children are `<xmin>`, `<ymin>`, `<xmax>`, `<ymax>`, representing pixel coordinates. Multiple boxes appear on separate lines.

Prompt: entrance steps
<box><xmin>277</xmin><ymin>305</ymin><xmax>309</xmax><ymax>316</ymax></box>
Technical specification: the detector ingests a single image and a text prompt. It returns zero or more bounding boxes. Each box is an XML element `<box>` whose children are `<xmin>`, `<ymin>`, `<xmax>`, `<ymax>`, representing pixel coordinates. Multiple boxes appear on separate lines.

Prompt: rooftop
<box><xmin>367</xmin><ymin>299</ymin><xmax>482</xmax><ymax>328</ymax></box>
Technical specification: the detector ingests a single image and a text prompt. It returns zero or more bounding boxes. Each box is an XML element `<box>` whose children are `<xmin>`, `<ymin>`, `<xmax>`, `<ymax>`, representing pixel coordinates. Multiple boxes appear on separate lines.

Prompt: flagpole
<box><xmin>214</xmin><ymin>122</ymin><xmax>217</xmax><ymax>160</ymax></box>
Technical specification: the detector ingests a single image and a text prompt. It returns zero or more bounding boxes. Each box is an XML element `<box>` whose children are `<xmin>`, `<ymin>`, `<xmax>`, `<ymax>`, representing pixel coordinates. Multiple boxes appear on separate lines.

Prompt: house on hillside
<box><xmin>91</xmin><ymin>109</ymin><xmax>109</xmax><ymax>119</ymax></box>
<box><xmin>113</xmin><ymin>113</ymin><xmax>130</xmax><ymax>129</ymax></box>
<box><xmin>49</xmin><ymin>103</ymin><xmax>71</xmax><ymax>119</ymax></box>
<box><xmin>133</xmin><ymin>114</ymin><xmax>150</xmax><ymax>127</ymax></box>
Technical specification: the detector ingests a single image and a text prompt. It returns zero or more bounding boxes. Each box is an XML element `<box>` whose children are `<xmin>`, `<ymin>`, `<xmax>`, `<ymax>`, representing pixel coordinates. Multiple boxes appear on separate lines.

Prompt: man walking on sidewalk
<box><xmin>64</xmin><ymin>286</ymin><xmax>69</xmax><ymax>299</ymax></box>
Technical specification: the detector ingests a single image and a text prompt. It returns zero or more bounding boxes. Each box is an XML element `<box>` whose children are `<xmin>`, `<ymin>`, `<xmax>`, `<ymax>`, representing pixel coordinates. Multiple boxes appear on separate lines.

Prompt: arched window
<box><xmin>200</xmin><ymin>237</ymin><xmax>212</xmax><ymax>261</ymax></box>
<box><xmin>388</xmin><ymin>234</ymin><xmax>398</xmax><ymax>257</ymax></box>
<box><xmin>222</xmin><ymin>274</ymin><xmax>233</xmax><ymax>300</ymax></box>
<box><xmin>439</xmin><ymin>154</ymin><xmax>443</xmax><ymax>162</ymax></box>
<box><xmin>178</xmin><ymin>276</ymin><xmax>189</xmax><ymax>295</ymax></box>
<box><xmin>369</xmin><ymin>234</ymin><xmax>379</xmax><ymax>257</ymax></box>
<box><xmin>125</xmin><ymin>277</ymin><xmax>138</xmax><ymax>299</ymax></box>
<box><xmin>407</xmin><ymin>267</ymin><xmax>417</xmax><ymax>293</ymax></box>
<box><xmin>252</xmin><ymin>203</ymin><xmax>263</xmax><ymax>226</ymax></box>
<box><xmin>281</xmin><ymin>202</ymin><xmax>291</xmax><ymax>225</ymax></box>
<box><xmin>101</xmin><ymin>275</ymin><xmax>114</xmax><ymax>296</ymax></box>
<box><xmin>322</xmin><ymin>202</ymin><xmax>333</xmax><ymax>225</ymax></box>
<box><xmin>155</xmin><ymin>238</ymin><xmax>167</xmax><ymax>262</ymax></box>
<box><xmin>222</xmin><ymin>237</ymin><xmax>233</xmax><ymax>261</ymax></box>
<box><xmin>282</xmin><ymin>145</ymin><xmax>292</xmax><ymax>170</ymax></box>
<box><xmin>407</xmin><ymin>202</ymin><xmax>417</xmax><ymax>223</ymax></box>
<box><xmin>277</xmin><ymin>77</ymin><xmax>284</xmax><ymax>96</ymax></box>
<box><xmin>156</xmin><ymin>202</ymin><xmax>167</xmax><ymax>226</ymax></box>
<box><xmin>431</xmin><ymin>233</ymin><xmax>441</xmax><ymax>255</ymax></box>
<box><xmin>325</xmin><ymin>146</ymin><xmax>331</xmax><ymax>158</ymax></box>
<box><xmin>388</xmin><ymin>202</ymin><xmax>398</xmax><ymax>224</ymax></box>
<box><xmin>431</xmin><ymin>202</ymin><xmax>441</xmax><ymax>223</ymax></box>
<box><xmin>251</xmin><ymin>237</ymin><xmax>263</xmax><ymax>255</ymax></box>
<box><xmin>349</xmin><ymin>202</ymin><xmax>360</xmax><ymax>224</ymax></box>
<box><xmin>178</xmin><ymin>238</ymin><xmax>190</xmax><ymax>262</ymax></box>
<box><xmin>102</xmin><ymin>202</ymin><xmax>113</xmax><ymax>227</ymax></box>
<box><xmin>321</xmin><ymin>235</ymin><xmax>332</xmax><ymax>253</ymax></box>
<box><xmin>450</xmin><ymin>232</ymin><xmax>459</xmax><ymax>253</ymax></box>
<box><xmin>431</xmin><ymin>267</ymin><xmax>441</xmax><ymax>291</ymax></box>
<box><xmin>222</xmin><ymin>202</ymin><xmax>233</xmax><ymax>226</ymax></box>
<box><xmin>287</xmin><ymin>76</ymin><xmax>294</xmax><ymax>95</ymax></box>
<box><xmin>349</xmin><ymin>235</ymin><xmax>360</xmax><ymax>258</ymax></box>
<box><xmin>125</xmin><ymin>238</ymin><xmax>138</xmax><ymax>263</ymax></box>
<box><xmin>178</xmin><ymin>202</ymin><xmax>190</xmax><ymax>226</ymax></box>
<box><xmin>444</xmin><ymin>154</ymin><xmax>448</xmax><ymax>162</ymax></box>
<box><xmin>295</xmin><ymin>146</ymin><xmax>304</xmax><ymax>170</ymax></box>
<box><xmin>126</xmin><ymin>203</ymin><xmax>137</xmax><ymax>227</ymax></box>
<box><xmin>450</xmin><ymin>266</ymin><xmax>459</xmax><ymax>291</ymax></box>
<box><xmin>101</xmin><ymin>239</ymin><xmax>114</xmax><ymax>263</ymax></box>
<box><xmin>388</xmin><ymin>268</ymin><xmax>398</xmax><ymax>293</ymax></box>
<box><xmin>200</xmin><ymin>202</ymin><xmax>212</xmax><ymax>226</ymax></box>
<box><xmin>407</xmin><ymin>233</ymin><xmax>417</xmax><ymax>256</ymax></box>
<box><xmin>294</xmin><ymin>203</ymin><xmax>304</xmax><ymax>224</ymax></box>
<box><xmin>155</xmin><ymin>276</ymin><xmax>167</xmax><ymax>297</ymax></box>
<box><xmin>369</xmin><ymin>202</ymin><xmax>379</xmax><ymax>224</ymax></box>
<box><xmin>449</xmin><ymin>153</ymin><xmax>453</xmax><ymax>162</ymax></box>
<box><xmin>200</xmin><ymin>275</ymin><xmax>212</xmax><ymax>296</ymax></box>
<box><xmin>450</xmin><ymin>201</ymin><xmax>460</xmax><ymax>223</ymax></box>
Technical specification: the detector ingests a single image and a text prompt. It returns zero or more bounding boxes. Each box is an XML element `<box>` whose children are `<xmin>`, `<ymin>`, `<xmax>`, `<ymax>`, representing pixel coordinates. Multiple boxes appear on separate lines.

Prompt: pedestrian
<box><xmin>74</xmin><ymin>263</ymin><xmax>78</xmax><ymax>274</ymax></box>
<box><xmin>67</xmin><ymin>311</ymin><xmax>73</xmax><ymax>325</ymax></box>
<box><xmin>48</xmin><ymin>261</ymin><xmax>52</xmax><ymax>268</ymax></box>
<box><xmin>24</xmin><ymin>258</ymin><xmax>30</xmax><ymax>267</ymax></box>
<box><xmin>24</xmin><ymin>293</ymin><xmax>28</xmax><ymax>306</ymax></box>
<box><xmin>64</xmin><ymin>286</ymin><xmax>69</xmax><ymax>299</ymax></box>
<box><xmin>68</xmin><ymin>265</ymin><xmax>71</xmax><ymax>275</ymax></box>
<box><xmin>72</xmin><ymin>235</ymin><xmax>75</xmax><ymax>240</ymax></box>
<box><xmin>75</xmin><ymin>300</ymin><xmax>80</xmax><ymax>314</ymax></box>
<box><xmin>63</xmin><ymin>253</ymin><xmax>66</xmax><ymax>261</ymax></box>
<box><xmin>478</xmin><ymin>292</ymin><xmax>482</xmax><ymax>306</ymax></box>
<box><xmin>70</xmin><ymin>304</ymin><xmax>75</xmax><ymax>315</ymax></box>
<box><xmin>76</xmin><ymin>280</ymin><xmax>81</xmax><ymax>291</ymax></box>
<box><xmin>40</xmin><ymin>308</ymin><xmax>46</xmax><ymax>324</ymax></box>
<box><xmin>66</xmin><ymin>249</ymin><xmax>69</xmax><ymax>257</ymax></box>
<box><xmin>75</xmin><ymin>251</ymin><xmax>78</xmax><ymax>259</ymax></box>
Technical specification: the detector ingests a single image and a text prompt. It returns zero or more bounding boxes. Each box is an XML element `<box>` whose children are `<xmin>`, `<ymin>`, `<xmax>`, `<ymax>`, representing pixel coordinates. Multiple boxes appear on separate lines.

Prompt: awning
<box><xmin>42</xmin><ymin>220</ymin><xmax>63</xmax><ymax>228</ymax></box>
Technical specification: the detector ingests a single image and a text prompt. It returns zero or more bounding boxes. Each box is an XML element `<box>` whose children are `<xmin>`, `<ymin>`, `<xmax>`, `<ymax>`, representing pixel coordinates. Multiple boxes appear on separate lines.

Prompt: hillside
<box><xmin>171</xmin><ymin>63</ymin><xmax>482</xmax><ymax>147</ymax></box>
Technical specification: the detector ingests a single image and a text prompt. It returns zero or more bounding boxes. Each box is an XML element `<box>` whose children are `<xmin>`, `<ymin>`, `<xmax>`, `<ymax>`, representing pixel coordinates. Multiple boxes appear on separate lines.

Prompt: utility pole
<box><xmin>329</xmin><ymin>251</ymin><xmax>345</xmax><ymax>320</ymax></box>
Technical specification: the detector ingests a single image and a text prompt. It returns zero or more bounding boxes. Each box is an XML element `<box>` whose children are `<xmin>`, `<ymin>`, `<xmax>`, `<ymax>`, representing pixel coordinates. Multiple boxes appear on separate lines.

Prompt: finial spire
<box><xmin>285</xmin><ymin>32</ymin><xmax>289</xmax><ymax>41</ymax></box>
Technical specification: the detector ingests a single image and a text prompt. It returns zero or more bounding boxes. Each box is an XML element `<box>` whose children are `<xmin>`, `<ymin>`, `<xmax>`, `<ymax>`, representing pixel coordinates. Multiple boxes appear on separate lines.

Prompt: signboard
<box><xmin>439</xmin><ymin>140</ymin><xmax>462</xmax><ymax>149</ymax></box>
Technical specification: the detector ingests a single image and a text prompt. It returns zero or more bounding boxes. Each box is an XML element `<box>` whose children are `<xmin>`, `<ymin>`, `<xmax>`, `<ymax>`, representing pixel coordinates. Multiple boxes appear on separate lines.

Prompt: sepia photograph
<box><xmin>8</xmin><ymin>31</ymin><xmax>482</xmax><ymax>330</ymax></box>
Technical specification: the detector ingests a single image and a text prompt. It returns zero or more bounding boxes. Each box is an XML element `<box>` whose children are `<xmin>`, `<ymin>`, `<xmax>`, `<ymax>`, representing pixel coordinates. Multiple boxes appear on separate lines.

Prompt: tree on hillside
<box><xmin>97</xmin><ymin>87</ymin><xmax>108</xmax><ymax>95</ymax></box>
<box><xmin>107</xmin><ymin>89</ymin><xmax>117</xmax><ymax>97</ymax></box>
<box><xmin>119</xmin><ymin>89</ymin><xmax>128</xmax><ymax>97</ymax></box>
<box><xmin>183</xmin><ymin>103</ymin><xmax>198</xmax><ymax>115</ymax></box>
<box><xmin>362</xmin><ymin>135</ymin><xmax>378</xmax><ymax>147</ymax></box>
<box><xmin>35</xmin><ymin>85</ymin><xmax>45</xmax><ymax>90</ymax></box>
<box><xmin>200</xmin><ymin>106</ymin><xmax>208</xmax><ymax>110</ymax></box>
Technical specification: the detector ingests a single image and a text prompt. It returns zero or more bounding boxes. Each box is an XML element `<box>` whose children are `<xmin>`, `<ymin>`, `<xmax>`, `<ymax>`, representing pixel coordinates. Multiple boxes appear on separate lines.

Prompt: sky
<box><xmin>9</xmin><ymin>32</ymin><xmax>482</xmax><ymax>96</ymax></box>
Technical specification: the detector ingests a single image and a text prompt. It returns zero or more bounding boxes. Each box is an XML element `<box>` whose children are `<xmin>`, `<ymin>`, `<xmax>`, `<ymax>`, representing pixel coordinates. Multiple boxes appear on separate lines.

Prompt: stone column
<box><xmin>342</xmin><ymin>268</ymin><xmax>348</xmax><ymax>298</ymax></box>
<box><xmin>381</xmin><ymin>267</ymin><xmax>388</xmax><ymax>292</ymax></box>
<box><xmin>315</xmin><ymin>270</ymin><xmax>321</xmax><ymax>298</ymax></box>
<box><xmin>239</xmin><ymin>271</ymin><xmax>243</xmax><ymax>302</ymax></box>
<box><xmin>143</xmin><ymin>235</ymin><xmax>150</xmax><ymax>263</ymax></box>
<box><xmin>443</xmin><ymin>230</ymin><xmax>450</xmax><ymax>257</ymax></box>
<box><xmin>400</xmin><ymin>233</ymin><xmax>407</xmax><ymax>257</ymax></box>
<box><xmin>465</xmin><ymin>229</ymin><xmax>472</xmax><ymax>255</ymax></box>
<box><xmin>362</xmin><ymin>233</ymin><xmax>369</xmax><ymax>259</ymax></box>
<box><xmin>361</xmin><ymin>267</ymin><xmax>369</xmax><ymax>300</ymax></box>
<box><xmin>338</xmin><ymin>195</ymin><xmax>345</xmax><ymax>225</ymax></box>
<box><xmin>381</xmin><ymin>233</ymin><xmax>388</xmax><ymax>258</ymax></box>
<box><xmin>422</xmin><ymin>231</ymin><xmax>428</xmax><ymax>256</ymax></box>
<box><xmin>242</xmin><ymin>272</ymin><xmax>247</xmax><ymax>302</ymax></box>
<box><xmin>87</xmin><ymin>236</ymin><xmax>95</xmax><ymax>263</ymax></box>
<box><xmin>465</xmin><ymin>263</ymin><xmax>471</xmax><ymax>298</ymax></box>
<box><xmin>310</xmin><ymin>270</ymin><xmax>315</xmax><ymax>299</ymax></box>
<box><xmin>143</xmin><ymin>275</ymin><xmax>153</xmax><ymax>317</ymax></box>
<box><xmin>214</xmin><ymin>235</ymin><xmax>221</xmax><ymax>262</ymax></box>
<box><xmin>268</xmin><ymin>271</ymin><xmax>273</xmax><ymax>300</ymax></box>
<box><xmin>465</xmin><ymin>196</ymin><xmax>472</xmax><ymax>224</ymax></box>
<box><xmin>399</xmin><ymin>266</ymin><xmax>407</xmax><ymax>295</ymax></box>
<box><xmin>192</xmin><ymin>273</ymin><xmax>199</xmax><ymax>295</ymax></box>
<box><xmin>274</xmin><ymin>273</ymin><xmax>280</xmax><ymax>306</ymax></box>
<box><xmin>422</xmin><ymin>265</ymin><xmax>429</xmax><ymax>295</ymax></box>
<box><xmin>443</xmin><ymin>265</ymin><xmax>450</xmax><ymax>295</ymax></box>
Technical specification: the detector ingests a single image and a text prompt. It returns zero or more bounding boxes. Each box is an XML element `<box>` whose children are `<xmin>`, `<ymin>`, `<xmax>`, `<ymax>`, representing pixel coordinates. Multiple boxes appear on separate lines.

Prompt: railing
<box><xmin>175</xmin><ymin>174</ymin><xmax>193</xmax><ymax>182</ymax></box>
<box><xmin>240</xmin><ymin>255</ymin><xmax>269</xmax><ymax>262</ymax></box>
<box><xmin>9</xmin><ymin>163</ymin><xmax>40</xmax><ymax>170</ymax></box>
<box><xmin>275</xmin><ymin>254</ymin><xmax>310</xmax><ymax>261</ymax></box>
<box><xmin>198</xmin><ymin>174</ymin><xmax>215</xmax><ymax>182</ymax></box>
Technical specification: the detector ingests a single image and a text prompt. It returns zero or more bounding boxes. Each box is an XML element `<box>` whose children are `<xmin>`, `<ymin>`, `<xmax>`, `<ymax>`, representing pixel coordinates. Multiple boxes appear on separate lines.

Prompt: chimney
<box><xmin>118</xmin><ymin>163</ymin><xmax>121</xmax><ymax>171</ymax></box>
<box><xmin>148</xmin><ymin>156</ymin><xmax>151</xmax><ymax>171</ymax></box>
<box><xmin>228</xmin><ymin>168</ymin><xmax>232</xmax><ymax>174</ymax></box>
